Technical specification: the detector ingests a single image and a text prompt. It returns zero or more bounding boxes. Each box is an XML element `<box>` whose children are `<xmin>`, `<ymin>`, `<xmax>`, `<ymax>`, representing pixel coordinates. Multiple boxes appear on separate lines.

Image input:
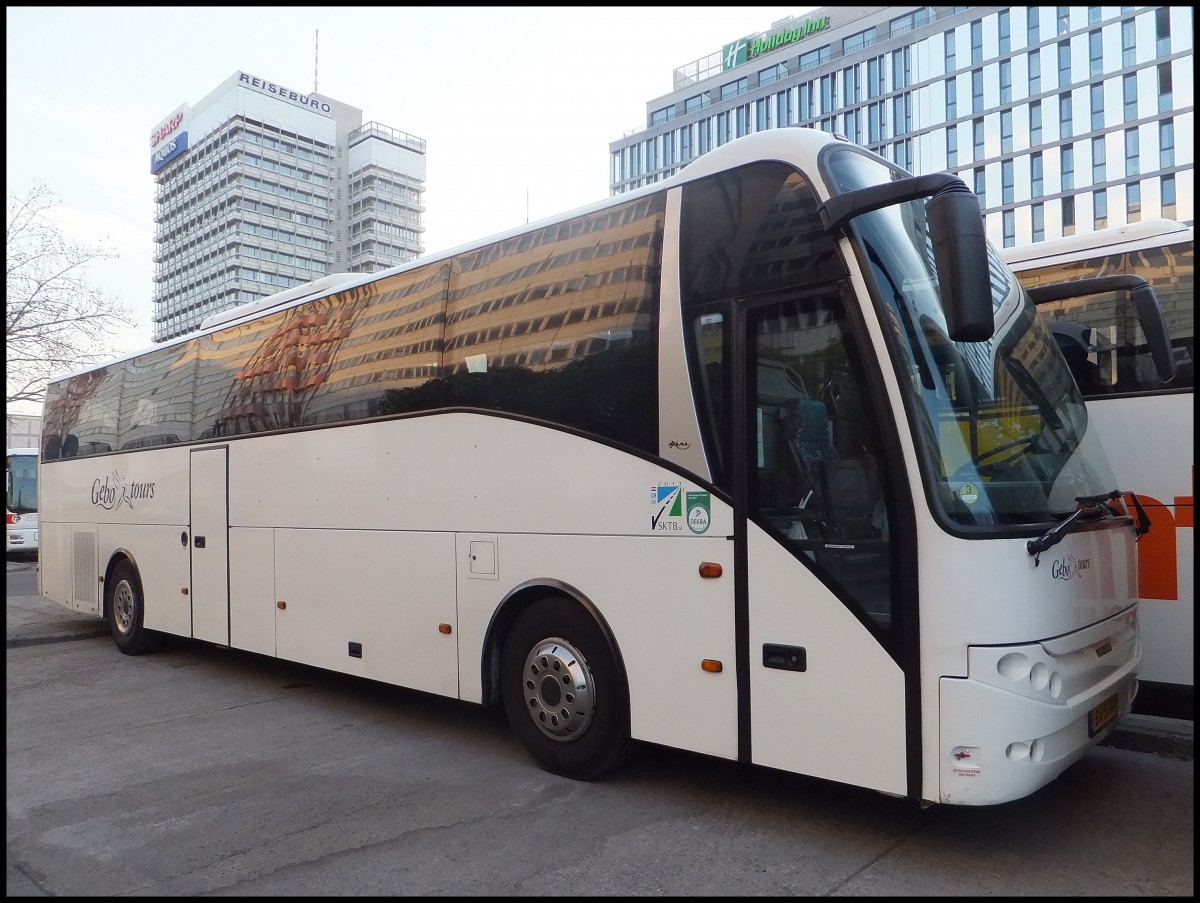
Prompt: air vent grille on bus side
<box><xmin>73</xmin><ymin>532</ymin><xmax>97</xmax><ymax>606</ymax></box>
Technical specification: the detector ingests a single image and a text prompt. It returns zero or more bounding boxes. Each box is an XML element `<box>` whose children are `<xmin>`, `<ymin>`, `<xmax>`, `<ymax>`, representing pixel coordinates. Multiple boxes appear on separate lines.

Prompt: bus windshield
<box><xmin>823</xmin><ymin>147</ymin><xmax>1119</xmax><ymax>529</ymax></box>
<box><xmin>6</xmin><ymin>453</ymin><xmax>38</xmax><ymax>515</ymax></box>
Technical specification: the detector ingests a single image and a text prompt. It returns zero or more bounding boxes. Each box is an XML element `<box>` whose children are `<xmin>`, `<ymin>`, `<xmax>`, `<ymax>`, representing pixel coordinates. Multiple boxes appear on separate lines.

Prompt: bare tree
<box><xmin>6</xmin><ymin>182</ymin><xmax>138</xmax><ymax>406</ymax></box>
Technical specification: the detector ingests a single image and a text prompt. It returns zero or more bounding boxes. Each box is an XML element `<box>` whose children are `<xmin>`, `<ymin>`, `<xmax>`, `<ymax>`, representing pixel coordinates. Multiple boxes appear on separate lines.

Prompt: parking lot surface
<box><xmin>7</xmin><ymin>558</ymin><xmax>1193</xmax><ymax>896</ymax></box>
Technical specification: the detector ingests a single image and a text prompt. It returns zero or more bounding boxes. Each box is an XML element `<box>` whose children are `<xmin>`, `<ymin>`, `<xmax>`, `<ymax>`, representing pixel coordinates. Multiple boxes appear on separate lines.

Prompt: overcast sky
<box><xmin>7</xmin><ymin>5</ymin><xmax>805</xmax><ymax>372</ymax></box>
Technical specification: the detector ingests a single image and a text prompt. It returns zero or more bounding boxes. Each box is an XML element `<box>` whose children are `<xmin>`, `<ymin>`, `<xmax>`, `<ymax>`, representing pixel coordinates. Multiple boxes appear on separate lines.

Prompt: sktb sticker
<box><xmin>651</xmin><ymin>484</ymin><xmax>683</xmax><ymax>532</ymax></box>
<box><xmin>651</xmin><ymin>484</ymin><xmax>711</xmax><ymax>534</ymax></box>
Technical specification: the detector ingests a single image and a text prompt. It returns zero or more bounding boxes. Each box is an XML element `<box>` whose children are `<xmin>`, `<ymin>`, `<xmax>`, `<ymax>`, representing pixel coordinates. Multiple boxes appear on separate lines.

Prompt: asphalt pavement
<box><xmin>6</xmin><ymin>554</ymin><xmax>1193</xmax><ymax>896</ymax></box>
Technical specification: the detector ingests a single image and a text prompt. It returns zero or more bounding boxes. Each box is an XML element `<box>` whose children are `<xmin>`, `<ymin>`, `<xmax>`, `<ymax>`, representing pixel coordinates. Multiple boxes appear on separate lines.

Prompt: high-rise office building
<box><xmin>150</xmin><ymin>70</ymin><xmax>426</xmax><ymax>342</ymax></box>
<box><xmin>610</xmin><ymin>6</ymin><xmax>1193</xmax><ymax>247</ymax></box>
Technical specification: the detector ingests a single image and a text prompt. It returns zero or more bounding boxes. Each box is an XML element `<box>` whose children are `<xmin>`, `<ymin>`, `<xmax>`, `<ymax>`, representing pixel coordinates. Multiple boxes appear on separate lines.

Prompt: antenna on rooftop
<box><xmin>314</xmin><ymin>29</ymin><xmax>319</xmax><ymax>94</ymax></box>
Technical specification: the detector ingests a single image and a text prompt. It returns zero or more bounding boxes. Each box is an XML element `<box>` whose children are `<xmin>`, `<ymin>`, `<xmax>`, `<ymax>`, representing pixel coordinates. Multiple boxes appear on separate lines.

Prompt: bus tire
<box><xmin>107</xmin><ymin>559</ymin><xmax>165</xmax><ymax>656</ymax></box>
<box><xmin>501</xmin><ymin>596</ymin><xmax>634</xmax><ymax>780</ymax></box>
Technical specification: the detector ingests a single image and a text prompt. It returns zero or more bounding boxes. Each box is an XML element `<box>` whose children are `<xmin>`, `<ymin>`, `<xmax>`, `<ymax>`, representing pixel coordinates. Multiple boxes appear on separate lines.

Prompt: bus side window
<box><xmin>1052</xmin><ymin>327</ymin><xmax>1108</xmax><ymax>396</ymax></box>
<box><xmin>1170</xmin><ymin>339</ymin><xmax>1194</xmax><ymax>389</ymax></box>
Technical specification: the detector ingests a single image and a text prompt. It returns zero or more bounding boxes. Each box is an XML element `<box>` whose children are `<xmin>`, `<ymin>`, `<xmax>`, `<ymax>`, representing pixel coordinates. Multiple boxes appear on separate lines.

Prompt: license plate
<box><xmin>1088</xmin><ymin>694</ymin><xmax>1118</xmax><ymax>737</ymax></box>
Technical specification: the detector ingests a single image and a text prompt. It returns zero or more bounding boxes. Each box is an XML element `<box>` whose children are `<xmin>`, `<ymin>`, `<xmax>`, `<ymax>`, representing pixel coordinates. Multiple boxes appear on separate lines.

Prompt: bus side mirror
<box><xmin>819</xmin><ymin>173</ymin><xmax>995</xmax><ymax>344</ymax></box>
<box><xmin>926</xmin><ymin>185</ymin><xmax>993</xmax><ymax>343</ymax></box>
<box><xmin>1027</xmin><ymin>275</ymin><xmax>1177</xmax><ymax>385</ymax></box>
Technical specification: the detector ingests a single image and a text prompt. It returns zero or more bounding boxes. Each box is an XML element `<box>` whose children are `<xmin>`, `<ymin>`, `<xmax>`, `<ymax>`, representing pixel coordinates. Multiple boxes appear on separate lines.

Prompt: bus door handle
<box><xmin>193</xmin><ymin>535</ymin><xmax>206</xmax><ymax>549</ymax></box>
<box><xmin>763</xmin><ymin>643</ymin><xmax>807</xmax><ymax>672</ymax></box>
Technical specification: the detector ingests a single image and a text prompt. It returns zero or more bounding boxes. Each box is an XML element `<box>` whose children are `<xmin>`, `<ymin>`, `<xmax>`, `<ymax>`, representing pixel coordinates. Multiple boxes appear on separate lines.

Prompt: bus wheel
<box><xmin>107</xmin><ymin>560</ymin><xmax>165</xmax><ymax>656</ymax></box>
<box><xmin>501</xmin><ymin>597</ymin><xmax>634</xmax><ymax>780</ymax></box>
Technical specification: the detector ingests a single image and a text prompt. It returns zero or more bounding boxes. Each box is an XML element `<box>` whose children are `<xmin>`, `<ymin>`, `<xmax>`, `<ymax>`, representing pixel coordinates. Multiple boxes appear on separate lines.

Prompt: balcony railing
<box><xmin>348</xmin><ymin>121</ymin><xmax>427</xmax><ymax>155</ymax></box>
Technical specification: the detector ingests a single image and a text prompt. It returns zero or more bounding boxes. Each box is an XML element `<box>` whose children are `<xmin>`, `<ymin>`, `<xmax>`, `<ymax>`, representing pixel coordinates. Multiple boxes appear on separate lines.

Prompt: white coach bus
<box><xmin>1002</xmin><ymin>219</ymin><xmax>1194</xmax><ymax>720</ymax></box>
<box><xmin>38</xmin><ymin>128</ymin><xmax>1166</xmax><ymax>805</ymax></box>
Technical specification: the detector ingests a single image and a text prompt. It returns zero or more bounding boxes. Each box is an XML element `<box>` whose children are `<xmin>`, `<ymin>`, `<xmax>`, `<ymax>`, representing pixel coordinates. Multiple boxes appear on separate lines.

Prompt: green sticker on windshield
<box><xmin>958</xmin><ymin>483</ymin><xmax>979</xmax><ymax>505</ymax></box>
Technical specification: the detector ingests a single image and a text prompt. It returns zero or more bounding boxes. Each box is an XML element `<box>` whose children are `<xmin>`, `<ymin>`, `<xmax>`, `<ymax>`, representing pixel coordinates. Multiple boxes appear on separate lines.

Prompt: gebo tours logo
<box><xmin>91</xmin><ymin>471</ymin><xmax>155</xmax><ymax>511</ymax></box>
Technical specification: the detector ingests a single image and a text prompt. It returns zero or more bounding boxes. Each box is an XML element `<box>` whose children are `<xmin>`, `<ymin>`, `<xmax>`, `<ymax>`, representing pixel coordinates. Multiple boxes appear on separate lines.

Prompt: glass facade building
<box><xmin>610</xmin><ymin>6</ymin><xmax>1193</xmax><ymax>248</ymax></box>
<box><xmin>150</xmin><ymin>71</ymin><xmax>427</xmax><ymax>342</ymax></box>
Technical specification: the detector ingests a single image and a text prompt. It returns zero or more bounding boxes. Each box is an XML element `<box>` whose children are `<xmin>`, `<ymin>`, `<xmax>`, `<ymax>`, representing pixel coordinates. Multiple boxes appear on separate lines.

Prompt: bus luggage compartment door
<box><xmin>190</xmin><ymin>447</ymin><xmax>230</xmax><ymax>645</ymax></box>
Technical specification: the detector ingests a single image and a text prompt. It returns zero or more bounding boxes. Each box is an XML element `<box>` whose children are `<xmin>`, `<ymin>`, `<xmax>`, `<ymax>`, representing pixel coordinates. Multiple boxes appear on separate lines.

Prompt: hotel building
<box><xmin>149</xmin><ymin>71</ymin><xmax>427</xmax><ymax>341</ymax></box>
<box><xmin>610</xmin><ymin>6</ymin><xmax>1193</xmax><ymax>246</ymax></box>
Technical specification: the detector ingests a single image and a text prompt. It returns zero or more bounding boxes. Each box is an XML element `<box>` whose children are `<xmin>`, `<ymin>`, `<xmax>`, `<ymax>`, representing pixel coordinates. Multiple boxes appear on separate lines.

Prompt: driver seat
<box><xmin>785</xmin><ymin>398</ymin><xmax>877</xmax><ymax>536</ymax></box>
<box><xmin>784</xmin><ymin>398</ymin><xmax>838</xmax><ymax>510</ymax></box>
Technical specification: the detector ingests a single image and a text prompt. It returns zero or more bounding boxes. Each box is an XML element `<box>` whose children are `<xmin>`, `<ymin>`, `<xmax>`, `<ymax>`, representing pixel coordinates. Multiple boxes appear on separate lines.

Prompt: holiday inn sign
<box><xmin>722</xmin><ymin>15</ymin><xmax>830</xmax><ymax>70</ymax></box>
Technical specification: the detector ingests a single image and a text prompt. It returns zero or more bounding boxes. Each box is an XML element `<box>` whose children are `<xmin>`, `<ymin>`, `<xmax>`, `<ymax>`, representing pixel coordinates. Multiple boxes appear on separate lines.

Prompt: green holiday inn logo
<box><xmin>722</xmin><ymin>38</ymin><xmax>750</xmax><ymax>71</ymax></box>
<box><xmin>722</xmin><ymin>15</ymin><xmax>830</xmax><ymax>71</ymax></box>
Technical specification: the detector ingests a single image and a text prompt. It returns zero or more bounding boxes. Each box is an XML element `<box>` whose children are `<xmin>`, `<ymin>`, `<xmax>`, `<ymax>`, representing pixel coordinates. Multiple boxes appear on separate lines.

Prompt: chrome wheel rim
<box><xmin>113</xmin><ymin>579</ymin><xmax>135</xmax><ymax>635</ymax></box>
<box><xmin>522</xmin><ymin>637</ymin><xmax>594</xmax><ymax>742</ymax></box>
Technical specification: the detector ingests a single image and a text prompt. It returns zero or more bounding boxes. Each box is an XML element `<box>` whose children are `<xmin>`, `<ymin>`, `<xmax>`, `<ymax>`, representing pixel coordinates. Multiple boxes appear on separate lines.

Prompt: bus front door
<box><xmin>189</xmin><ymin>446</ymin><xmax>230</xmax><ymax>645</ymax></box>
<box><xmin>735</xmin><ymin>292</ymin><xmax>910</xmax><ymax>799</ymax></box>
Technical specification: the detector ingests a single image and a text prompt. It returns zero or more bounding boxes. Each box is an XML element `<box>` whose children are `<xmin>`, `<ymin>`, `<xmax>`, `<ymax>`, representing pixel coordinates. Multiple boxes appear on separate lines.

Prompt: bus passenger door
<box><xmin>190</xmin><ymin>446</ymin><xmax>230</xmax><ymax>645</ymax></box>
<box><xmin>734</xmin><ymin>292</ymin><xmax>910</xmax><ymax>798</ymax></box>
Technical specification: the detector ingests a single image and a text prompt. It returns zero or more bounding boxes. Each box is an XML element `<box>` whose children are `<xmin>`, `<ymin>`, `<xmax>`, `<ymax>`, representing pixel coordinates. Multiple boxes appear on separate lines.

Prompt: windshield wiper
<box><xmin>1027</xmin><ymin>490</ymin><xmax>1150</xmax><ymax>565</ymax></box>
